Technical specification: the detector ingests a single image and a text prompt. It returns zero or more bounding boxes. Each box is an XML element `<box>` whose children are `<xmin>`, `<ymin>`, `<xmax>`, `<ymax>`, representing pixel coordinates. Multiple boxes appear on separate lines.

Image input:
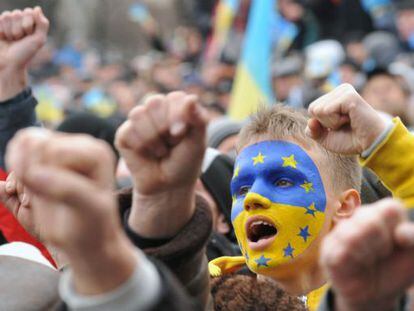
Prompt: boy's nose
<box><xmin>244</xmin><ymin>193</ymin><xmax>271</xmax><ymax>211</ymax></box>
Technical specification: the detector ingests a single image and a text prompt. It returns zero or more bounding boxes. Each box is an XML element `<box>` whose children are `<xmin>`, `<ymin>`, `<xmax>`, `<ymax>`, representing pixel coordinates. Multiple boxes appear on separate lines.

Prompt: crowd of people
<box><xmin>1</xmin><ymin>1</ymin><xmax>414</xmax><ymax>310</ymax></box>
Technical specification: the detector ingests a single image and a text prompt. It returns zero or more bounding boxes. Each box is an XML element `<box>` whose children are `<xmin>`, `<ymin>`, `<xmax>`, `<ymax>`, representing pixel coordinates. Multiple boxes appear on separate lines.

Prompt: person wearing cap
<box><xmin>197</xmin><ymin>148</ymin><xmax>240</xmax><ymax>260</ymax></box>
<box><xmin>361</xmin><ymin>68</ymin><xmax>412</xmax><ymax>126</ymax></box>
<box><xmin>207</xmin><ymin>117</ymin><xmax>244</xmax><ymax>159</ymax></box>
<box><xmin>271</xmin><ymin>53</ymin><xmax>305</xmax><ymax>107</ymax></box>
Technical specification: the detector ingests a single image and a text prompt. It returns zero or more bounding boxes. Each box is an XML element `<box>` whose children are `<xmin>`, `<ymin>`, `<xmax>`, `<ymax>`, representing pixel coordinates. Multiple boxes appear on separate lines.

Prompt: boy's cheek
<box><xmin>233</xmin><ymin>203</ymin><xmax>326</xmax><ymax>275</ymax></box>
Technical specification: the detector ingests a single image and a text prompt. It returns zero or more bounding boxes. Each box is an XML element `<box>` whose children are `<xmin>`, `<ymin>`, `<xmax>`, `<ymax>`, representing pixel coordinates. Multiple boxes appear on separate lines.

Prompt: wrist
<box><xmin>361</xmin><ymin>117</ymin><xmax>394</xmax><ymax>158</ymax></box>
<box><xmin>0</xmin><ymin>67</ymin><xmax>28</xmax><ymax>101</ymax></box>
<box><xmin>129</xmin><ymin>186</ymin><xmax>196</xmax><ymax>239</ymax></box>
<box><xmin>68</xmin><ymin>233</ymin><xmax>137</xmax><ymax>295</ymax></box>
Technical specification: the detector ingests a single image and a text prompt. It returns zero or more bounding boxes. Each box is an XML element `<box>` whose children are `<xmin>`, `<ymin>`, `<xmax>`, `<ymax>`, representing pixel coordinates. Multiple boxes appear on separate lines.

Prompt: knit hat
<box><xmin>396</xmin><ymin>0</ymin><xmax>414</xmax><ymax>10</ymax></box>
<box><xmin>207</xmin><ymin>117</ymin><xmax>244</xmax><ymax>149</ymax></box>
<box><xmin>363</xmin><ymin>32</ymin><xmax>401</xmax><ymax>70</ymax></box>
<box><xmin>200</xmin><ymin>148</ymin><xmax>234</xmax><ymax>226</ymax></box>
<box><xmin>272</xmin><ymin>54</ymin><xmax>303</xmax><ymax>78</ymax></box>
<box><xmin>56</xmin><ymin>112</ymin><xmax>119</xmax><ymax>160</ymax></box>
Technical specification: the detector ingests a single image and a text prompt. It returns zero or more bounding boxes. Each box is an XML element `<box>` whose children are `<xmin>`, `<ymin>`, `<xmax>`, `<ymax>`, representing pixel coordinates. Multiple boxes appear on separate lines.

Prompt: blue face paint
<box><xmin>231</xmin><ymin>140</ymin><xmax>327</xmax><ymax>274</ymax></box>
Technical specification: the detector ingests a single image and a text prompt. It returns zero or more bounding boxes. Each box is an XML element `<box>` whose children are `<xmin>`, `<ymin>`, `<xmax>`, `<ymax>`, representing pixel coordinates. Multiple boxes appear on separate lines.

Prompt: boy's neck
<box><xmin>271</xmin><ymin>261</ymin><xmax>326</xmax><ymax>296</ymax></box>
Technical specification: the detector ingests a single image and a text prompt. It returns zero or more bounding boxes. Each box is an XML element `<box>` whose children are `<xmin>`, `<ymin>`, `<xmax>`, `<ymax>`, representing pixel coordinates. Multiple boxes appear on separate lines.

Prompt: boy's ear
<box><xmin>333</xmin><ymin>189</ymin><xmax>361</xmax><ymax>223</ymax></box>
<box><xmin>217</xmin><ymin>214</ymin><xmax>231</xmax><ymax>235</ymax></box>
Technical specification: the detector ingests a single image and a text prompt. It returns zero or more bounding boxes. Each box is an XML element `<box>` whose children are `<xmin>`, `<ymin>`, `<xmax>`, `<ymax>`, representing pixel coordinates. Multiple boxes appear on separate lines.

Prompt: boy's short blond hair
<box><xmin>237</xmin><ymin>105</ymin><xmax>362</xmax><ymax>193</ymax></box>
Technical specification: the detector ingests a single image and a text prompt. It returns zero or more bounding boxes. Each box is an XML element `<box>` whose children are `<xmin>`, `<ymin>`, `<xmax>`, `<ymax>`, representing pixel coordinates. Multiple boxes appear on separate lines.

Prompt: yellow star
<box><xmin>282</xmin><ymin>154</ymin><xmax>297</xmax><ymax>168</ymax></box>
<box><xmin>233</xmin><ymin>166</ymin><xmax>240</xmax><ymax>179</ymax></box>
<box><xmin>252</xmin><ymin>152</ymin><xmax>266</xmax><ymax>165</ymax></box>
<box><xmin>300</xmin><ymin>181</ymin><xmax>314</xmax><ymax>193</ymax></box>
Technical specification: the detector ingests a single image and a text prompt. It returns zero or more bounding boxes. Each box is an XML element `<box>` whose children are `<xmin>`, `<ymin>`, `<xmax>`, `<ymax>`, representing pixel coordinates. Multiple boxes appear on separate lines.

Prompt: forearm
<box><xmin>0</xmin><ymin>68</ymin><xmax>28</xmax><ymax>101</ymax></box>
<box><xmin>60</xmin><ymin>247</ymin><xmax>162</xmax><ymax>311</ymax></box>
<box><xmin>66</xmin><ymin>232</ymin><xmax>137</xmax><ymax>296</ymax></box>
<box><xmin>0</xmin><ymin>88</ymin><xmax>38</xmax><ymax>170</ymax></box>
<box><xmin>360</xmin><ymin>118</ymin><xmax>414</xmax><ymax>207</ymax></box>
<box><xmin>122</xmin><ymin>194</ymin><xmax>213</xmax><ymax>307</ymax></box>
<box><xmin>129</xmin><ymin>186</ymin><xmax>196</xmax><ymax>239</ymax></box>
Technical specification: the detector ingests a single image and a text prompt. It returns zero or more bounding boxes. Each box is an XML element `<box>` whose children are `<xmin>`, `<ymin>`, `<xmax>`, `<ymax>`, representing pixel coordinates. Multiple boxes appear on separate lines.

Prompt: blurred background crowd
<box><xmin>2</xmin><ymin>0</ymin><xmax>414</xmax><ymax>149</ymax></box>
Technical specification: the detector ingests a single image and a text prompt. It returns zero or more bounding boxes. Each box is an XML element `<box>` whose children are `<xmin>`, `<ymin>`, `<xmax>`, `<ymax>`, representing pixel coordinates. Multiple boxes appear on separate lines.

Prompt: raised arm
<box><xmin>0</xmin><ymin>7</ymin><xmax>49</xmax><ymax>169</ymax></box>
<box><xmin>115</xmin><ymin>92</ymin><xmax>213</xmax><ymax>307</ymax></box>
<box><xmin>307</xmin><ymin>83</ymin><xmax>414</xmax><ymax>207</ymax></box>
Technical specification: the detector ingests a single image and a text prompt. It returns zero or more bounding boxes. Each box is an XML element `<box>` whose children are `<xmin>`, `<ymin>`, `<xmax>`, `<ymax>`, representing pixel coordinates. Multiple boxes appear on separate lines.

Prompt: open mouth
<box><xmin>246</xmin><ymin>216</ymin><xmax>277</xmax><ymax>251</ymax></box>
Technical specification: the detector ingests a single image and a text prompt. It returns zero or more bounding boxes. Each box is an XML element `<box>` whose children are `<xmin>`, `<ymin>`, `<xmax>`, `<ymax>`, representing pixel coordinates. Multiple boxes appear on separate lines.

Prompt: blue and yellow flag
<box><xmin>207</xmin><ymin>0</ymin><xmax>240</xmax><ymax>60</ymax></box>
<box><xmin>228</xmin><ymin>0</ymin><xmax>277</xmax><ymax>120</ymax></box>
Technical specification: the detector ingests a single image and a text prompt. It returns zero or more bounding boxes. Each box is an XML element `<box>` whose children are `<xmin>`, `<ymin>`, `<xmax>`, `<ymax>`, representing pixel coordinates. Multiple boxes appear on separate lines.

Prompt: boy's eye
<box><xmin>238</xmin><ymin>186</ymin><xmax>251</xmax><ymax>196</ymax></box>
<box><xmin>275</xmin><ymin>179</ymin><xmax>293</xmax><ymax>188</ymax></box>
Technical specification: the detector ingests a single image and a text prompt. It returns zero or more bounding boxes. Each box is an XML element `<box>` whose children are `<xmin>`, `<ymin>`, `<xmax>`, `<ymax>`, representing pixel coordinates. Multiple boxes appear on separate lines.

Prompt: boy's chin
<box><xmin>246</xmin><ymin>250</ymin><xmax>317</xmax><ymax>281</ymax></box>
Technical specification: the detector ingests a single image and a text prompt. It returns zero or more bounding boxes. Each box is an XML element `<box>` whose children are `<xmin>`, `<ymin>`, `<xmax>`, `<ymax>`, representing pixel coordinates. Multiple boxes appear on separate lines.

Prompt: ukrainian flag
<box><xmin>207</xmin><ymin>0</ymin><xmax>240</xmax><ymax>60</ymax></box>
<box><xmin>228</xmin><ymin>0</ymin><xmax>277</xmax><ymax>120</ymax></box>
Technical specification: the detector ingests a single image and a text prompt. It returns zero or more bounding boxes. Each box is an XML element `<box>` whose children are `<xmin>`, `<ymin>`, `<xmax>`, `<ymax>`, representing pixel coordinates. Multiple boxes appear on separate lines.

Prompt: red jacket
<box><xmin>0</xmin><ymin>169</ymin><xmax>55</xmax><ymax>266</ymax></box>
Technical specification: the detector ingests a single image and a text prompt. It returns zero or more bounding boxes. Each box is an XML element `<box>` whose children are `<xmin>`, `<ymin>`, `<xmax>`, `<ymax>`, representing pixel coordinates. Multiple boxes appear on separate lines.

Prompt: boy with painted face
<box><xmin>210</xmin><ymin>83</ymin><xmax>414</xmax><ymax>309</ymax></box>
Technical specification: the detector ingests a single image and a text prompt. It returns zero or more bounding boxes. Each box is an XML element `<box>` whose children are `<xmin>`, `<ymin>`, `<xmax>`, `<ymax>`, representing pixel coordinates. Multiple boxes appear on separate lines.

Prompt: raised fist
<box><xmin>116</xmin><ymin>91</ymin><xmax>208</xmax><ymax>195</ymax></box>
<box><xmin>321</xmin><ymin>199</ymin><xmax>414</xmax><ymax>311</ymax></box>
<box><xmin>0</xmin><ymin>172</ymin><xmax>34</xmax><ymax>237</ymax></box>
<box><xmin>5</xmin><ymin>128</ymin><xmax>118</xmax><ymax>255</ymax></box>
<box><xmin>307</xmin><ymin>84</ymin><xmax>388</xmax><ymax>155</ymax></box>
<box><xmin>115</xmin><ymin>91</ymin><xmax>209</xmax><ymax>238</ymax></box>
<box><xmin>0</xmin><ymin>7</ymin><xmax>49</xmax><ymax>70</ymax></box>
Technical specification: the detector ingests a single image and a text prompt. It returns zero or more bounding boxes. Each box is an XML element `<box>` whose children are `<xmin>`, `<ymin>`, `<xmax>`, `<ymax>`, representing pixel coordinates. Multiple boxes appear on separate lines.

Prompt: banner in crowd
<box><xmin>207</xmin><ymin>0</ymin><xmax>240</xmax><ymax>60</ymax></box>
<box><xmin>228</xmin><ymin>0</ymin><xmax>277</xmax><ymax>120</ymax></box>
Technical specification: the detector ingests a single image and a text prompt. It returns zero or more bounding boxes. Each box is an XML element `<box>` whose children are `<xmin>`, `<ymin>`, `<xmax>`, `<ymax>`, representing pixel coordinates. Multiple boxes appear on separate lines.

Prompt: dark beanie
<box><xmin>200</xmin><ymin>148</ymin><xmax>234</xmax><ymax>226</ymax></box>
<box><xmin>396</xmin><ymin>0</ymin><xmax>414</xmax><ymax>10</ymax></box>
<box><xmin>207</xmin><ymin>117</ymin><xmax>244</xmax><ymax>149</ymax></box>
<box><xmin>56</xmin><ymin>112</ymin><xmax>119</xmax><ymax>160</ymax></box>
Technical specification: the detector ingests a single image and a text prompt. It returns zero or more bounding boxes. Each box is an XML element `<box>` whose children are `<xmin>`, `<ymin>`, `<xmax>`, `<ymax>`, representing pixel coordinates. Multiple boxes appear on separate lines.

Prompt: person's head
<box><xmin>211</xmin><ymin>273</ymin><xmax>306</xmax><ymax>311</ymax></box>
<box><xmin>230</xmin><ymin>105</ymin><xmax>361</xmax><ymax>285</ymax></box>
<box><xmin>396</xmin><ymin>1</ymin><xmax>414</xmax><ymax>45</ymax></box>
<box><xmin>271</xmin><ymin>54</ymin><xmax>303</xmax><ymax>103</ymax></box>
<box><xmin>197</xmin><ymin>149</ymin><xmax>235</xmax><ymax>238</ymax></box>
<box><xmin>207</xmin><ymin>117</ymin><xmax>244</xmax><ymax>159</ymax></box>
<box><xmin>343</xmin><ymin>32</ymin><xmax>367</xmax><ymax>67</ymax></box>
<box><xmin>277</xmin><ymin>0</ymin><xmax>305</xmax><ymax>23</ymax></box>
<box><xmin>56</xmin><ymin>112</ymin><xmax>119</xmax><ymax>162</ymax></box>
<box><xmin>361</xmin><ymin>69</ymin><xmax>411</xmax><ymax>124</ymax></box>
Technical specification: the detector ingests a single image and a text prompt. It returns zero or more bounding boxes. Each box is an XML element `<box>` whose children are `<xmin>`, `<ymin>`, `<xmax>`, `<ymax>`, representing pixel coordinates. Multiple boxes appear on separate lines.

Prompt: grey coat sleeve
<box><xmin>0</xmin><ymin>88</ymin><xmax>38</xmax><ymax>170</ymax></box>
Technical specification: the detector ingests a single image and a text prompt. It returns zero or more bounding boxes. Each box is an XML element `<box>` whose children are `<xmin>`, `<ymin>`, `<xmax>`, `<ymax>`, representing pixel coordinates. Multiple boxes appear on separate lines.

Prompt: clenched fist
<box><xmin>116</xmin><ymin>91</ymin><xmax>209</xmax><ymax>238</ymax></box>
<box><xmin>321</xmin><ymin>199</ymin><xmax>414</xmax><ymax>311</ymax></box>
<box><xmin>116</xmin><ymin>91</ymin><xmax>208</xmax><ymax>194</ymax></box>
<box><xmin>307</xmin><ymin>84</ymin><xmax>388</xmax><ymax>155</ymax></box>
<box><xmin>0</xmin><ymin>7</ymin><xmax>49</xmax><ymax>100</ymax></box>
<box><xmin>5</xmin><ymin>128</ymin><xmax>137</xmax><ymax>294</ymax></box>
<box><xmin>5</xmin><ymin>128</ymin><xmax>118</xmax><ymax>254</ymax></box>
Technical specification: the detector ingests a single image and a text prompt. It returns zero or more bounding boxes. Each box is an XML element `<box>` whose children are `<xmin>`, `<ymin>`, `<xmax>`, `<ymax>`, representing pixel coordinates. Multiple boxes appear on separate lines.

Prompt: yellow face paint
<box><xmin>231</xmin><ymin>141</ymin><xmax>327</xmax><ymax>275</ymax></box>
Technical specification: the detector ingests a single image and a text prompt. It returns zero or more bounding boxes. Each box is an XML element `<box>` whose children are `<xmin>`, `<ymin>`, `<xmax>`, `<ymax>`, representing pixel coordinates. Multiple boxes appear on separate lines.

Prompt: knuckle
<box><xmin>146</xmin><ymin>94</ymin><xmax>164</xmax><ymax>110</ymax></box>
<box><xmin>128</xmin><ymin>105</ymin><xmax>146</xmax><ymax>121</ymax></box>
<box><xmin>94</xmin><ymin>140</ymin><xmax>113</xmax><ymax>158</ymax></box>
<box><xmin>325</xmin><ymin>244</ymin><xmax>348</xmax><ymax>269</ymax></box>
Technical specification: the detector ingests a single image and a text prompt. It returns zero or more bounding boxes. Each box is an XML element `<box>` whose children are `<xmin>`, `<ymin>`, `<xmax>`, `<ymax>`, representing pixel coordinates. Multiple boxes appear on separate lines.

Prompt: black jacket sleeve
<box><xmin>0</xmin><ymin>88</ymin><xmax>38</xmax><ymax>170</ymax></box>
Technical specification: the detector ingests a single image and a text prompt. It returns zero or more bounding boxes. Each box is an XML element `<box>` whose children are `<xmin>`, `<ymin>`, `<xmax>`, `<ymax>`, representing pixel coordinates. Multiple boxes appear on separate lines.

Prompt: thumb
<box><xmin>306</xmin><ymin>118</ymin><xmax>329</xmax><ymax>146</ymax></box>
<box><xmin>0</xmin><ymin>180</ymin><xmax>19</xmax><ymax>215</ymax></box>
<box><xmin>0</xmin><ymin>181</ymin><xmax>7</xmax><ymax>202</ymax></box>
<box><xmin>181</xmin><ymin>99</ymin><xmax>208</xmax><ymax>150</ymax></box>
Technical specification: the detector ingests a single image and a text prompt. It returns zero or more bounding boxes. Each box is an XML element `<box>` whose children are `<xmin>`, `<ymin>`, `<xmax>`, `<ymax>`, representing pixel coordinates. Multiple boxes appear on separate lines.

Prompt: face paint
<box><xmin>231</xmin><ymin>140</ymin><xmax>326</xmax><ymax>275</ymax></box>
